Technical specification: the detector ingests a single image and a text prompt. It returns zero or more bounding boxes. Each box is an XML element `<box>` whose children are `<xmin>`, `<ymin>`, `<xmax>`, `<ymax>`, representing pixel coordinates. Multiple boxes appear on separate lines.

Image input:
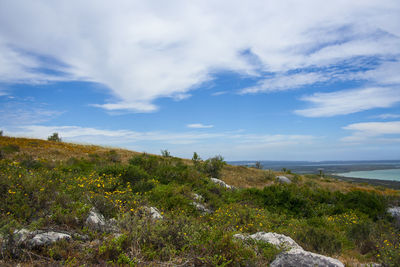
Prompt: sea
<box><xmin>335</xmin><ymin>169</ymin><xmax>400</xmax><ymax>182</ymax></box>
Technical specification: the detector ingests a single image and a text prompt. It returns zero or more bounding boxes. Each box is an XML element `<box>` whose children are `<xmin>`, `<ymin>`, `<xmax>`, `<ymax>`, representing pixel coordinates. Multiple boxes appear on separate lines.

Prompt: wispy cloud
<box><xmin>295</xmin><ymin>87</ymin><xmax>400</xmax><ymax>117</ymax></box>
<box><xmin>0</xmin><ymin>1</ymin><xmax>399</xmax><ymax>112</ymax></box>
<box><xmin>342</xmin><ymin>121</ymin><xmax>400</xmax><ymax>142</ymax></box>
<box><xmin>186</xmin><ymin>123</ymin><xmax>214</xmax><ymax>129</ymax></box>
<box><xmin>370</xmin><ymin>113</ymin><xmax>400</xmax><ymax>119</ymax></box>
<box><xmin>240</xmin><ymin>72</ymin><xmax>328</xmax><ymax>94</ymax></box>
<box><xmin>0</xmin><ymin>100</ymin><xmax>63</xmax><ymax>125</ymax></box>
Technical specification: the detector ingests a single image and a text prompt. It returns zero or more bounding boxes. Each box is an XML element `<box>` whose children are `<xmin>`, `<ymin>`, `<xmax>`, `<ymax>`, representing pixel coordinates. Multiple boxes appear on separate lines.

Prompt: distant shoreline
<box><xmin>332</xmin><ymin>175</ymin><xmax>400</xmax><ymax>189</ymax></box>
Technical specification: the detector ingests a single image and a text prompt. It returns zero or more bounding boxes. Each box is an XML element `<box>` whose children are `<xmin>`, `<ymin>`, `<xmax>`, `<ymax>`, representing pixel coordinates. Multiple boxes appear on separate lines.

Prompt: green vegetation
<box><xmin>47</xmin><ymin>132</ymin><xmax>62</xmax><ymax>142</ymax></box>
<box><xmin>0</xmin><ymin>136</ymin><xmax>399</xmax><ymax>266</ymax></box>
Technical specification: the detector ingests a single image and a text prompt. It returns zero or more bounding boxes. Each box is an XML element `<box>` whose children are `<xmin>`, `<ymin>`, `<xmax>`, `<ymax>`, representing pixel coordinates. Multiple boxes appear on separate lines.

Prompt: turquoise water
<box><xmin>336</xmin><ymin>169</ymin><xmax>400</xmax><ymax>181</ymax></box>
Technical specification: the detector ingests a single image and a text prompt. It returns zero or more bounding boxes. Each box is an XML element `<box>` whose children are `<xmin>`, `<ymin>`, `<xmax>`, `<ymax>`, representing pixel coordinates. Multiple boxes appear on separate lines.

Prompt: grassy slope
<box><xmin>1</xmin><ymin>136</ymin><xmax>399</xmax><ymax>266</ymax></box>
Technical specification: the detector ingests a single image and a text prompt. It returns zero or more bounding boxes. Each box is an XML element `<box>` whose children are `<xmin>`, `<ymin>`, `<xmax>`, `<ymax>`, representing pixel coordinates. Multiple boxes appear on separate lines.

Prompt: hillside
<box><xmin>0</xmin><ymin>136</ymin><xmax>399</xmax><ymax>266</ymax></box>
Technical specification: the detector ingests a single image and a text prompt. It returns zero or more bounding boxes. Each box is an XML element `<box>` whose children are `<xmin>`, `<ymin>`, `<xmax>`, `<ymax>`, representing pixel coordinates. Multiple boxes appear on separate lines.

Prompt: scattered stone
<box><xmin>276</xmin><ymin>175</ymin><xmax>292</xmax><ymax>184</ymax></box>
<box><xmin>85</xmin><ymin>208</ymin><xmax>120</xmax><ymax>232</ymax></box>
<box><xmin>146</xmin><ymin>206</ymin><xmax>163</xmax><ymax>220</ymax></box>
<box><xmin>13</xmin><ymin>229</ymin><xmax>31</xmax><ymax>245</ymax></box>
<box><xmin>27</xmin><ymin>231</ymin><xmax>71</xmax><ymax>248</ymax></box>
<box><xmin>387</xmin><ymin>206</ymin><xmax>400</xmax><ymax>224</ymax></box>
<box><xmin>270</xmin><ymin>248</ymin><xmax>344</xmax><ymax>267</ymax></box>
<box><xmin>210</xmin><ymin>178</ymin><xmax>234</xmax><ymax>189</ymax></box>
<box><xmin>234</xmin><ymin>232</ymin><xmax>302</xmax><ymax>251</ymax></box>
<box><xmin>85</xmin><ymin>208</ymin><xmax>107</xmax><ymax>231</ymax></box>
<box><xmin>192</xmin><ymin>202</ymin><xmax>212</xmax><ymax>214</ymax></box>
<box><xmin>193</xmin><ymin>193</ymin><xmax>204</xmax><ymax>201</ymax></box>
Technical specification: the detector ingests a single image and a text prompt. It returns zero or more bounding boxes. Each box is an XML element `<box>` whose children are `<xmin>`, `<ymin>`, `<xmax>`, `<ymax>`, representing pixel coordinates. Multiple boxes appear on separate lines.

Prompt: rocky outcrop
<box><xmin>27</xmin><ymin>231</ymin><xmax>71</xmax><ymax>248</ymax></box>
<box><xmin>210</xmin><ymin>178</ymin><xmax>235</xmax><ymax>189</ymax></box>
<box><xmin>193</xmin><ymin>193</ymin><xmax>204</xmax><ymax>201</ymax></box>
<box><xmin>234</xmin><ymin>232</ymin><xmax>343</xmax><ymax>267</ymax></box>
<box><xmin>191</xmin><ymin>193</ymin><xmax>212</xmax><ymax>214</ymax></box>
<box><xmin>234</xmin><ymin>232</ymin><xmax>302</xmax><ymax>250</ymax></box>
<box><xmin>145</xmin><ymin>206</ymin><xmax>163</xmax><ymax>220</ymax></box>
<box><xmin>13</xmin><ymin>229</ymin><xmax>31</xmax><ymax>245</ymax></box>
<box><xmin>12</xmin><ymin>229</ymin><xmax>71</xmax><ymax>249</ymax></box>
<box><xmin>387</xmin><ymin>206</ymin><xmax>400</xmax><ymax>224</ymax></box>
<box><xmin>85</xmin><ymin>208</ymin><xmax>119</xmax><ymax>232</ymax></box>
<box><xmin>276</xmin><ymin>175</ymin><xmax>292</xmax><ymax>184</ymax></box>
<box><xmin>191</xmin><ymin>201</ymin><xmax>212</xmax><ymax>214</ymax></box>
<box><xmin>270</xmin><ymin>248</ymin><xmax>344</xmax><ymax>267</ymax></box>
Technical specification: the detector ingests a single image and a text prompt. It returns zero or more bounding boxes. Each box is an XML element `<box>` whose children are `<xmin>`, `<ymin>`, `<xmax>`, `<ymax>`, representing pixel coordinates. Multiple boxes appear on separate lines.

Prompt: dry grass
<box><xmin>220</xmin><ymin>165</ymin><xmax>275</xmax><ymax>189</ymax></box>
<box><xmin>0</xmin><ymin>136</ymin><xmax>141</xmax><ymax>163</ymax></box>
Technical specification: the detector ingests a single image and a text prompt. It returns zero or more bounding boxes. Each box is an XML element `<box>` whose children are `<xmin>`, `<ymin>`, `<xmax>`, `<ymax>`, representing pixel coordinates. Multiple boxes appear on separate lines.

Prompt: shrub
<box><xmin>296</xmin><ymin>226</ymin><xmax>342</xmax><ymax>255</ymax></box>
<box><xmin>149</xmin><ymin>184</ymin><xmax>192</xmax><ymax>211</ymax></box>
<box><xmin>48</xmin><ymin>132</ymin><xmax>62</xmax><ymax>142</ymax></box>
<box><xmin>161</xmin><ymin>149</ymin><xmax>171</xmax><ymax>157</ymax></box>
<box><xmin>1</xmin><ymin>144</ymin><xmax>20</xmax><ymax>154</ymax></box>
<box><xmin>202</xmin><ymin>155</ymin><xmax>226</xmax><ymax>178</ymax></box>
<box><xmin>106</xmin><ymin>150</ymin><xmax>120</xmax><ymax>163</ymax></box>
<box><xmin>337</xmin><ymin>191</ymin><xmax>387</xmax><ymax>220</ymax></box>
<box><xmin>129</xmin><ymin>154</ymin><xmax>160</xmax><ymax>172</ymax></box>
<box><xmin>99</xmin><ymin>164</ymin><xmax>150</xmax><ymax>185</ymax></box>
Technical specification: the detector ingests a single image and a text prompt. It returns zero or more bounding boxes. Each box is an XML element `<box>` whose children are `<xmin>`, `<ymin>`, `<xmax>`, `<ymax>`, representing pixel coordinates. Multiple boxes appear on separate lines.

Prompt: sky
<box><xmin>0</xmin><ymin>0</ymin><xmax>400</xmax><ymax>161</ymax></box>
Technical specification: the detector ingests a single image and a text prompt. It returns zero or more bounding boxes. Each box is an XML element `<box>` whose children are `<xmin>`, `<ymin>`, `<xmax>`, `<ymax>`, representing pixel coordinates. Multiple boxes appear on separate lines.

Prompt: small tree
<box><xmin>192</xmin><ymin>152</ymin><xmax>201</xmax><ymax>164</ymax></box>
<box><xmin>0</xmin><ymin>130</ymin><xmax>3</xmax><ymax>136</ymax></box>
<box><xmin>203</xmin><ymin>155</ymin><xmax>226</xmax><ymax>178</ymax></box>
<box><xmin>161</xmin><ymin>149</ymin><xmax>171</xmax><ymax>157</ymax></box>
<box><xmin>255</xmin><ymin>161</ymin><xmax>262</xmax><ymax>169</ymax></box>
<box><xmin>48</xmin><ymin>132</ymin><xmax>62</xmax><ymax>142</ymax></box>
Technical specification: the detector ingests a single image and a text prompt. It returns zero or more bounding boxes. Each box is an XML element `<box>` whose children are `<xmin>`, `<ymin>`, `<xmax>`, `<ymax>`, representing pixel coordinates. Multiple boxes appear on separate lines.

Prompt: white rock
<box><xmin>210</xmin><ymin>178</ymin><xmax>234</xmax><ymax>189</ymax></box>
<box><xmin>276</xmin><ymin>176</ymin><xmax>292</xmax><ymax>184</ymax></box>
<box><xmin>270</xmin><ymin>248</ymin><xmax>344</xmax><ymax>267</ymax></box>
<box><xmin>193</xmin><ymin>193</ymin><xmax>204</xmax><ymax>201</ymax></box>
<box><xmin>13</xmin><ymin>229</ymin><xmax>31</xmax><ymax>245</ymax></box>
<box><xmin>27</xmin><ymin>232</ymin><xmax>71</xmax><ymax>248</ymax></box>
<box><xmin>146</xmin><ymin>207</ymin><xmax>163</xmax><ymax>220</ymax></box>
<box><xmin>235</xmin><ymin>232</ymin><xmax>344</xmax><ymax>267</ymax></box>
<box><xmin>234</xmin><ymin>232</ymin><xmax>302</xmax><ymax>251</ymax></box>
<box><xmin>388</xmin><ymin>206</ymin><xmax>400</xmax><ymax>223</ymax></box>
<box><xmin>192</xmin><ymin>202</ymin><xmax>212</xmax><ymax>214</ymax></box>
<box><xmin>85</xmin><ymin>208</ymin><xmax>107</xmax><ymax>231</ymax></box>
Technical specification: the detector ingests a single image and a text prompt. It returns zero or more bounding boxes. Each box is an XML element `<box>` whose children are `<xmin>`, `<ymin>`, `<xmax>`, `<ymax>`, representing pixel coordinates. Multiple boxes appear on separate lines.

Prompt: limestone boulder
<box><xmin>276</xmin><ymin>175</ymin><xmax>292</xmax><ymax>184</ymax></box>
<box><xmin>27</xmin><ymin>231</ymin><xmax>71</xmax><ymax>248</ymax></box>
<box><xmin>270</xmin><ymin>248</ymin><xmax>344</xmax><ymax>267</ymax></box>
<box><xmin>210</xmin><ymin>178</ymin><xmax>234</xmax><ymax>189</ymax></box>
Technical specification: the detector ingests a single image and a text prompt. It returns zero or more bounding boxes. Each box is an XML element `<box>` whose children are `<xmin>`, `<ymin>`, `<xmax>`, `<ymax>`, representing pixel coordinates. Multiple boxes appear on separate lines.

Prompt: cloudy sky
<box><xmin>1</xmin><ymin>0</ymin><xmax>400</xmax><ymax>161</ymax></box>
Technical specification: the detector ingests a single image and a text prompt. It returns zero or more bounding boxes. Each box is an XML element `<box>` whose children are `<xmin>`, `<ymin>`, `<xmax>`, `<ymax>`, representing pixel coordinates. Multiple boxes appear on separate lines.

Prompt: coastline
<box><xmin>332</xmin><ymin>175</ymin><xmax>400</xmax><ymax>189</ymax></box>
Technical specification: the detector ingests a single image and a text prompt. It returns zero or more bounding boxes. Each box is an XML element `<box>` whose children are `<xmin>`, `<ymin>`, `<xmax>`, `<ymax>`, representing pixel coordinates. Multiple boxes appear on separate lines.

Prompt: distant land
<box><xmin>228</xmin><ymin>160</ymin><xmax>400</xmax><ymax>174</ymax></box>
<box><xmin>228</xmin><ymin>160</ymin><xmax>400</xmax><ymax>188</ymax></box>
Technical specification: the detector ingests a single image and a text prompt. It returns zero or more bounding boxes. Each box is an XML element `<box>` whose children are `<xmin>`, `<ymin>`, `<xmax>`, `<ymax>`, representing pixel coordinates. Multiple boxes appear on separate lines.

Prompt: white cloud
<box><xmin>371</xmin><ymin>113</ymin><xmax>400</xmax><ymax>119</ymax></box>
<box><xmin>240</xmin><ymin>72</ymin><xmax>328</xmax><ymax>94</ymax></box>
<box><xmin>0</xmin><ymin>100</ymin><xmax>62</xmax><ymax>125</ymax></box>
<box><xmin>186</xmin><ymin>123</ymin><xmax>214</xmax><ymax>129</ymax></box>
<box><xmin>342</xmin><ymin>121</ymin><xmax>400</xmax><ymax>142</ymax></box>
<box><xmin>295</xmin><ymin>87</ymin><xmax>400</xmax><ymax>117</ymax></box>
<box><xmin>0</xmin><ymin>1</ymin><xmax>399</xmax><ymax>112</ymax></box>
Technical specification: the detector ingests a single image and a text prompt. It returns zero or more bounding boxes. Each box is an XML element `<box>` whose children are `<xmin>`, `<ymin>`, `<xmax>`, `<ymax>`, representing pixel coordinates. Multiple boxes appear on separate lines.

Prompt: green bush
<box><xmin>202</xmin><ymin>155</ymin><xmax>226</xmax><ymax>178</ymax></box>
<box><xmin>48</xmin><ymin>132</ymin><xmax>62</xmax><ymax>142</ymax></box>
<box><xmin>150</xmin><ymin>184</ymin><xmax>192</xmax><ymax>211</ymax></box>
<box><xmin>296</xmin><ymin>226</ymin><xmax>342</xmax><ymax>255</ymax></box>
<box><xmin>331</xmin><ymin>191</ymin><xmax>387</xmax><ymax>220</ymax></box>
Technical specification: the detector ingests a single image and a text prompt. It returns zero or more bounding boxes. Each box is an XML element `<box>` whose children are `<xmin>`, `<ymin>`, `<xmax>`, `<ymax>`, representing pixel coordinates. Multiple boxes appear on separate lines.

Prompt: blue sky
<box><xmin>1</xmin><ymin>0</ymin><xmax>400</xmax><ymax>161</ymax></box>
